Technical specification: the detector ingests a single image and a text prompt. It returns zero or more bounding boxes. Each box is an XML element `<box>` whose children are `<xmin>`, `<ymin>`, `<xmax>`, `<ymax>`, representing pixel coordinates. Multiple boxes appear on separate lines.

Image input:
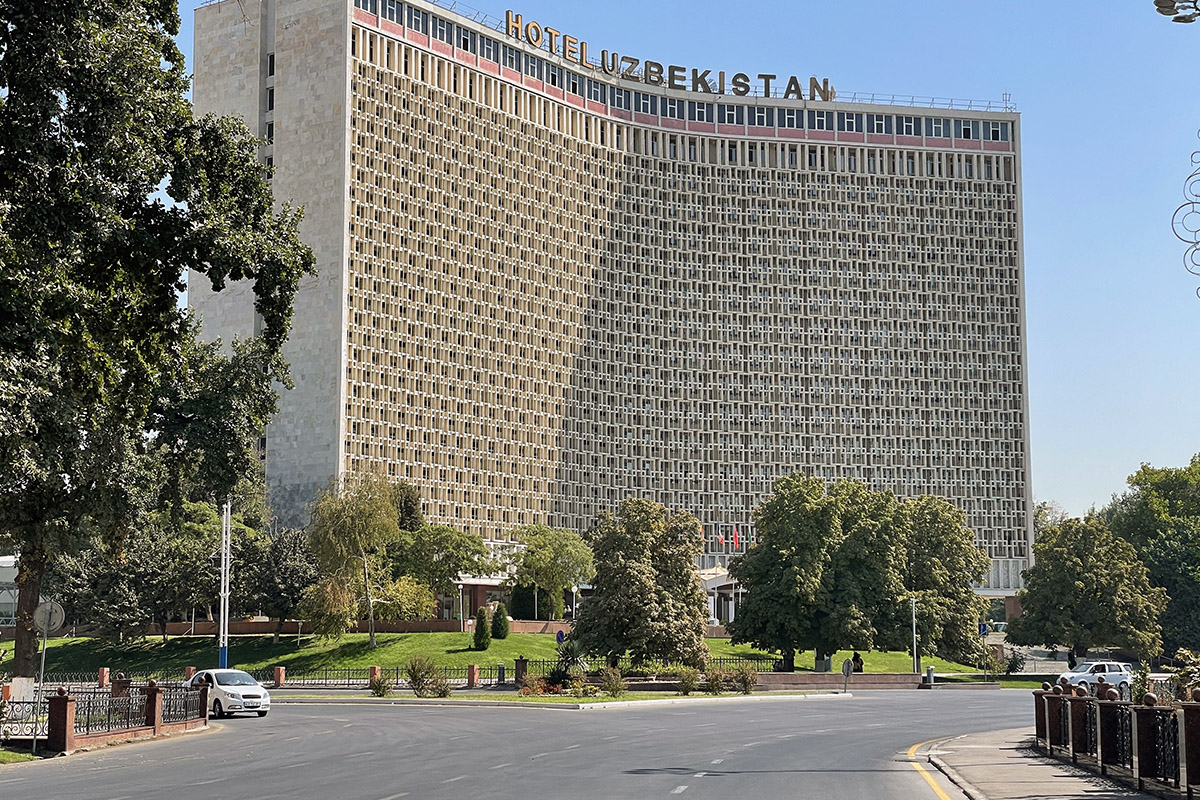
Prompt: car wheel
<box><xmin>212</xmin><ymin>699</ymin><xmax>225</xmax><ymax>719</ymax></box>
<box><xmin>257</xmin><ymin>710</ymin><xmax>268</xmax><ymax>717</ymax></box>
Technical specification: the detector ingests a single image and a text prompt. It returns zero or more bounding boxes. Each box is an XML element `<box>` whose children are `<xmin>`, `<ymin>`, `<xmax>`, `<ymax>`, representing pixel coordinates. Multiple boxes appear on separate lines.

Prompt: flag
<box><xmin>717</xmin><ymin>529</ymin><xmax>725</xmax><ymax>546</ymax></box>
<box><xmin>733</xmin><ymin>525</ymin><xmax>740</xmax><ymax>549</ymax></box>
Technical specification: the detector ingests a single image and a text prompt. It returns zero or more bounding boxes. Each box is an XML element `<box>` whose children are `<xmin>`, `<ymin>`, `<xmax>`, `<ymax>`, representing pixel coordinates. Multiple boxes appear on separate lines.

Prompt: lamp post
<box><xmin>571</xmin><ymin>585</ymin><xmax>578</xmax><ymax>618</ymax></box>
<box><xmin>911</xmin><ymin>597</ymin><xmax>918</xmax><ymax>674</ymax></box>
<box><xmin>218</xmin><ymin>500</ymin><xmax>231</xmax><ymax>669</ymax></box>
<box><xmin>1154</xmin><ymin>0</ymin><xmax>1200</xmax><ymax>22</ymax></box>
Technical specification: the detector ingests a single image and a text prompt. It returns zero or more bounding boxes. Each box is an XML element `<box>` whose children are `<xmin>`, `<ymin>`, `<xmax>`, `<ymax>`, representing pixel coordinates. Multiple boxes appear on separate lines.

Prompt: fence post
<box><xmin>143</xmin><ymin>681</ymin><xmax>163</xmax><ymax>734</ymax></box>
<box><xmin>1135</xmin><ymin>694</ymin><xmax>1160</xmax><ymax>790</ymax></box>
<box><xmin>111</xmin><ymin>674</ymin><xmax>131</xmax><ymax>698</ymax></box>
<box><xmin>46</xmin><ymin>688</ymin><xmax>75</xmax><ymax>754</ymax></box>
<box><xmin>1068</xmin><ymin>695</ymin><xmax>1086</xmax><ymax>763</ymax></box>
<box><xmin>1047</xmin><ymin>691</ymin><xmax>1064</xmax><ymax>750</ymax></box>
<box><xmin>467</xmin><ymin>664</ymin><xmax>479</xmax><ymax>689</ymax></box>
<box><xmin>274</xmin><ymin>666</ymin><xmax>286</xmax><ymax>688</ymax></box>
<box><xmin>368</xmin><ymin>666</ymin><xmax>381</xmax><ymax>684</ymax></box>
<box><xmin>1182</xmin><ymin>693</ymin><xmax>1200</xmax><ymax>798</ymax></box>
<box><xmin>97</xmin><ymin>667</ymin><xmax>110</xmax><ymax>689</ymax></box>
<box><xmin>497</xmin><ymin>663</ymin><xmax>506</xmax><ymax>685</ymax></box>
<box><xmin>514</xmin><ymin>658</ymin><xmax>528</xmax><ymax>685</ymax></box>
<box><xmin>1033</xmin><ymin>688</ymin><xmax>1049</xmax><ymax>749</ymax></box>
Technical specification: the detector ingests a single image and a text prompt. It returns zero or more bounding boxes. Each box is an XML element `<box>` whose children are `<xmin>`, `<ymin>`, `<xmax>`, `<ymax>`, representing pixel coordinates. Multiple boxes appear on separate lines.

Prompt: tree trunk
<box><xmin>273</xmin><ymin>617</ymin><xmax>283</xmax><ymax>644</ymax></box>
<box><xmin>782</xmin><ymin>648</ymin><xmax>796</xmax><ymax>673</ymax></box>
<box><xmin>13</xmin><ymin>547</ymin><xmax>47</xmax><ymax>678</ymax></box>
<box><xmin>363</xmin><ymin>556</ymin><xmax>376</xmax><ymax>649</ymax></box>
<box><xmin>160</xmin><ymin>614</ymin><xmax>169</xmax><ymax>644</ymax></box>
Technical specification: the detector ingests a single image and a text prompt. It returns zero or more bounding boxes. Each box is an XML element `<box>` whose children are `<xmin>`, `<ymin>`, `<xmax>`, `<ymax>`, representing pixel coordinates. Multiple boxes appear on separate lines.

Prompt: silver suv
<box><xmin>1057</xmin><ymin>661</ymin><xmax>1133</xmax><ymax>693</ymax></box>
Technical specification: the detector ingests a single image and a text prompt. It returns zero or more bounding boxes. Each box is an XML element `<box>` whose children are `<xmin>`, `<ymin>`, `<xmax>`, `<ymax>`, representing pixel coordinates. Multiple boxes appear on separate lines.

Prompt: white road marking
<box><xmin>489</xmin><ymin>763</ymin><xmax>512</xmax><ymax>770</ymax></box>
<box><xmin>711</xmin><ymin>758</ymin><xmax>724</xmax><ymax>764</ymax></box>
<box><xmin>565</xmin><ymin>744</ymin><xmax>581</xmax><ymax>749</ymax></box>
<box><xmin>530</xmin><ymin>752</ymin><xmax>549</xmax><ymax>759</ymax></box>
<box><xmin>743</xmin><ymin>741</ymin><xmax>762</xmax><ymax>747</ymax></box>
<box><xmin>376</xmin><ymin>793</ymin><xmax>408</xmax><ymax>800</ymax></box>
<box><xmin>443</xmin><ymin>776</ymin><xmax>465</xmax><ymax>783</ymax></box>
<box><xmin>693</xmin><ymin>772</ymin><xmax>707</xmax><ymax>777</ymax></box>
<box><xmin>603</xmin><ymin>735</ymin><xmax>618</xmax><ymax>740</ymax></box>
<box><xmin>671</xmin><ymin>786</ymin><xmax>688</xmax><ymax>794</ymax></box>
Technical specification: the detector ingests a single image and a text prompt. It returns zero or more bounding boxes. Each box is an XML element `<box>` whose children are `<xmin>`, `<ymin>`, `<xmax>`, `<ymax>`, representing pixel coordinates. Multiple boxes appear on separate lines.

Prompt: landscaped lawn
<box><xmin>0</xmin><ymin>747</ymin><xmax>38</xmax><ymax>764</ymax></box>
<box><xmin>0</xmin><ymin>633</ymin><xmax>977</xmax><ymax>676</ymax></box>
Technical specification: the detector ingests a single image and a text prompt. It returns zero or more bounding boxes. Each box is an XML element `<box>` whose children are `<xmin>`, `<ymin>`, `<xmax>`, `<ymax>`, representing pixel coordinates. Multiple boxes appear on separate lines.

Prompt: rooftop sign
<box><xmin>505</xmin><ymin>10</ymin><xmax>835</xmax><ymax>102</ymax></box>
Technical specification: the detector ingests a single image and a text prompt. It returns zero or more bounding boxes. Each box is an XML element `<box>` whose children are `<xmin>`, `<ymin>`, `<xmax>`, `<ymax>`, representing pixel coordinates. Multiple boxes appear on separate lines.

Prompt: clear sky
<box><xmin>177</xmin><ymin>0</ymin><xmax>1200</xmax><ymax>518</ymax></box>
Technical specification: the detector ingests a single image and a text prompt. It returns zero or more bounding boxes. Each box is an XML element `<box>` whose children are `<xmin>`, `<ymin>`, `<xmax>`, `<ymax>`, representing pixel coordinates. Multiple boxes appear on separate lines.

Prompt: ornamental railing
<box><xmin>160</xmin><ymin>688</ymin><xmax>205</xmax><ymax>725</ymax></box>
<box><xmin>73</xmin><ymin>689</ymin><xmax>147</xmax><ymax>736</ymax></box>
<box><xmin>0</xmin><ymin>698</ymin><xmax>49</xmax><ymax>740</ymax></box>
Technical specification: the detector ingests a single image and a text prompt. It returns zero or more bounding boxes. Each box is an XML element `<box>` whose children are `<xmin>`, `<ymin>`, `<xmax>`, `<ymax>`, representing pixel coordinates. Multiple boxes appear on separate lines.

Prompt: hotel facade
<box><xmin>192</xmin><ymin>0</ymin><xmax>1033</xmax><ymax>593</ymax></box>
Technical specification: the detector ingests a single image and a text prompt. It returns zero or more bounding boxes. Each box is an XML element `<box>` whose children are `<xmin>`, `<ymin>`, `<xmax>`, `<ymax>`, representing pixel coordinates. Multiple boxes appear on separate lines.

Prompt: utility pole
<box><xmin>219</xmin><ymin>500</ymin><xmax>231</xmax><ymax>669</ymax></box>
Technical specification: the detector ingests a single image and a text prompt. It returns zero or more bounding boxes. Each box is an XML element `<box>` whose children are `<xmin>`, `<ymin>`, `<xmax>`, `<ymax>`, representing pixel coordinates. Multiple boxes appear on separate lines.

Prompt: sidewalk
<box><xmin>926</xmin><ymin>727</ymin><xmax>1155</xmax><ymax>800</ymax></box>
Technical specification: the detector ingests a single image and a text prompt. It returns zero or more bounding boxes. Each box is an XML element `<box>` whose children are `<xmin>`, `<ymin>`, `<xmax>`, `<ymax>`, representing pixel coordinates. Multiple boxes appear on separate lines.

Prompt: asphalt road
<box><xmin>0</xmin><ymin>690</ymin><xmax>1029</xmax><ymax>800</ymax></box>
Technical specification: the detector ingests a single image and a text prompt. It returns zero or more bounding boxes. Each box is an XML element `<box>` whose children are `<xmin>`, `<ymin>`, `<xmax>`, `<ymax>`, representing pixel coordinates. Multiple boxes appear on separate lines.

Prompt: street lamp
<box><xmin>1154</xmin><ymin>0</ymin><xmax>1200</xmax><ymax>22</ymax></box>
<box><xmin>219</xmin><ymin>501</ymin><xmax>231</xmax><ymax>668</ymax></box>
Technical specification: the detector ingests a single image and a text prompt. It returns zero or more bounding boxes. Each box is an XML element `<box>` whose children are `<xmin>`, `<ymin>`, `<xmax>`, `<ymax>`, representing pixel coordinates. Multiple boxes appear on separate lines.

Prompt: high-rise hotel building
<box><xmin>192</xmin><ymin>0</ymin><xmax>1033</xmax><ymax>592</ymax></box>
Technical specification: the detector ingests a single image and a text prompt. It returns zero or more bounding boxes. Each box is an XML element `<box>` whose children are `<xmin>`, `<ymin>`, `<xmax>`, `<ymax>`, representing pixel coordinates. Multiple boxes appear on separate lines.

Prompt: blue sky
<box><xmin>178</xmin><ymin>1</ymin><xmax>1200</xmax><ymax>517</ymax></box>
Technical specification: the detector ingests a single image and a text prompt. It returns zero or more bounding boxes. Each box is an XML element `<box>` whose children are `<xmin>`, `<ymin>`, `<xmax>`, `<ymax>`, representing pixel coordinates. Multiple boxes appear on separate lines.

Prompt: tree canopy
<box><xmin>728</xmin><ymin>476</ymin><xmax>989</xmax><ymax>671</ymax></box>
<box><xmin>1007</xmin><ymin>517</ymin><xmax>1167</xmax><ymax>658</ymax></box>
<box><xmin>508</xmin><ymin>524</ymin><xmax>594</xmax><ymax>620</ymax></box>
<box><xmin>0</xmin><ymin>0</ymin><xmax>314</xmax><ymax>675</ymax></box>
<box><xmin>389</xmin><ymin>523</ymin><xmax>493</xmax><ymax>597</ymax></box>
<box><xmin>571</xmin><ymin>498</ymin><xmax>710</xmax><ymax>668</ymax></box>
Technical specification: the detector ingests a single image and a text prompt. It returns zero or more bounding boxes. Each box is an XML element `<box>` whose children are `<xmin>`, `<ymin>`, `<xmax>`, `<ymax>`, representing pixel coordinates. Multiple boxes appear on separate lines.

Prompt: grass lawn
<box><xmin>0</xmin><ymin>747</ymin><xmax>38</xmax><ymax>764</ymax></box>
<box><xmin>1</xmin><ymin>633</ymin><xmax>977</xmax><ymax>676</ymax></box>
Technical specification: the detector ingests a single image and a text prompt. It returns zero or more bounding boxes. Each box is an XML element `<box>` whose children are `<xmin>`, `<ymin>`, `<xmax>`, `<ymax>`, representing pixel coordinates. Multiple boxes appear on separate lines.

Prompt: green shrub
<box><xmin>429</xmin><ymin>675</ymin><xmax>452</xmax><ymax>698</ymax></box>
<box><xmin>491</xmin><ymin>602</ymin><xmax>510</xmax><ymax>639</ymax></box>
<box><xmin>1133</xmin><ymin>662</ymin><xmax>1152</xmax><ymax>704</ymax></box>
<box><xmin>406</xmin><ymin>655</ymin><xmax>440</xmax><ymax>697</ymax></box>
<box><xmin>599</xmin><ymin>667</ymin><xmax>626</xmax><ymax>697</ymax></box>
<box><xmin>676</xmin><ymin>666</ymin><xmax>701</xmax><ymax>695</ymax></box>
<box><xmin>368</xmin><ymin>676</ymin><xmax>395</xmax><ymax>697</ymax></box>
<box><xmin>705</xmin><ymin>666</ymin><xmax>730</xmax><ymax>695</ymax></box>
<box><xmin>731</xmin><ymin>663</ymin><xmax>758</xmax><ymax>695</ymax></box>
<box><xmin>473</xmin><ymin>607</ymin><xmax>491</xmax><ymax>651</ymax></box>
<box><xmin>1004</xmin><ymin>649</ymin><xmax>1027</xmax><ymax>675</ymax></box>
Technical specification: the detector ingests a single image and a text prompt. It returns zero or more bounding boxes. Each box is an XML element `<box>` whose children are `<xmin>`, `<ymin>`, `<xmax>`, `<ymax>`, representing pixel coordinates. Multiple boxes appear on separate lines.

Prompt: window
<box><xmin>896</xmin><ymin>115</ymin><xmax>921</xmax><ymax>136</ymax></box>
<box><xmin>955</xmin><ymin>119</ymin><xmax>980</xmax><ymax>140</ymax></box>
<box><xmin>501</xmin><ymin>44</ymin><xmax>519</xmax><ymax>70</ymax></box>
<box><xmin>266</xmin><ymin>87</ymin><xmax>274</xmax><ymax>112</ymax></box>
<box><xmin>984</xmin><ymin>121</ymin><xmax>1009</xmax><ymax>141</ymax></box>
<box><xmin>382</xmin><ymin>0</ymin><xmax>400</xmax><ymax>22</ymax></box>
<box><xmin>717</xmin><ymin>104</ymin><xmax>744</xmax><ymax>125</ymax></box>
<box><xmin>456</xmin><ymin>26</ymin><xmax>476</xmax><ymax>53</ymax></box>
<box><xmin>609</xmin><ymin>88</ymin><xmax>630</xmax><ymax>109</ymax></box>
<box><xmin>545</xmin><ymin>63</ymin><xmax>561</xmax><ymax>87</ymax></box>
<box><xmin>267</xmin><ymin>52</ymin><xmax>275</xmax><ymax>77</ymax></box>
<box><xmin>809</xmin><ymin>110</ymin><xmax>833</xmax><ymax>130</ymax></box>
<box><xmin>926</xmin><ymin>117</ymin><xmax>950</xmax><ymax>138</ymax></box>
<box><xmin>780</xmin><ymin>108</ymin><xmax>801</xmax><ymax>129</ymax></box>
<box><xmin>687</xmin><ymin>101</ymin><xmax>713</xmax><ymax>122</ymax></box>
<box><xmin>587</xmin><ymin>79</ymin><xmax>606</xmax><ymax>104</ymax></box>
<box><xmin>866</xmin><ymin>113</ymin><xmax>891</xmax><ymax>134</ymax></box>
<box><xmin>633</xmin><ymin>92</ymin><xmax>657</xmax><ymax>115</ymax></box>
<box><xmin>524</xmin><ymin>54</ymin><xmax>543</xmax><ymax>80</ymax></box>
<box><xmin>836</xmin><ymin>112</ymin><xmax>863</xmax><ymax>132</ymax></box>
<box><xmin>662</xmin><ymin>98</ymin><xmax>684</xmax><ymax>120</ymax></box>
<box><xmin>567</xmin><ymin>71</ymin><xmax>583</xmax><ymax>95</ymax></box>
<box><xmin>480</xmin><ymin>36</ymin><xmax>498</xmax><ymax>62</ymax></box>
<box><xmin>751</xmin><ymin>106</ymin><xmax>774</xmax><ymax>127</ymax></box>
<box><xmin>431</xmin><ymin>16</ymin><xmax>452</xmax><ymax>44</ymax></box>
<box><xmin>265</xmin><ymin>122</ymin><xmax>274</xmax><ymax>142</ymax></box>
<box><xmin>406</xmin><ymin>6</ymin><xmax>428</xmax><ymax>33</ymax></box>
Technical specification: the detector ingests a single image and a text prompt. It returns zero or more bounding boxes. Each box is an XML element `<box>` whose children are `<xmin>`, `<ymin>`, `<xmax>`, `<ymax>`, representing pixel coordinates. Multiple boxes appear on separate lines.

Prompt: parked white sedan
<box><xmin>1057</xmin><ymin>661</ymin><xmax>1133</xmax><ymax>693</ymax></box>
<box><xmin>185</xmin><ymin>669</ymin><xmax>271</xmax><ymax>718</ymax></box>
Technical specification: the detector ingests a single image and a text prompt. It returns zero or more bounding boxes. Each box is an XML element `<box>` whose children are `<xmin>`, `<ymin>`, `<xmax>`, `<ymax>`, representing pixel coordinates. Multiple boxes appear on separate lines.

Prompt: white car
<box><xmin>1058</xmin><ymin>661</ymin><xmax>1133</xmax><ymax>693</ymax></box>
<box><xmin>185</xmin><ymin>669</ymin><xmax>271</xmax><ymax>718</ymax></box>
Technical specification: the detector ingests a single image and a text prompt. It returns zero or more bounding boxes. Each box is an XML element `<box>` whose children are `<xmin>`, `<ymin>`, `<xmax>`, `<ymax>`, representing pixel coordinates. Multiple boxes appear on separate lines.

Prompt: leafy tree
<box><xmin>388</xmin><ymin>480</ymin><xmax>425</xmax><ymax>533</ymax></box>
<box><xmin>508</xmin><ymin>525</ymin><xmax>594</xmax><ymax>620</ymax></box>
<box><xmin>1007</xmin><ymin>517</ymin><xmax>1168</xmax><ymax>658</ymax></box>
<box><xmin>1104</xmin><ymin>455</ymin><xmax>1200</xmax><ymax>655</ymax></box>
<box><xmin>244</xmin><ymin>527</ymin><xmax>319</xmax><ymax>643</ymax></box>
<box><xmin>388</xmin><ymin>524</ymin><xmax>492</xmax><ymax>597</ymax></box>
<box><xmin>306</xmin><ymin>472</ymin><xmax>434</xmax><ymax>647</ymax></box>
<box><xmin>490</xmin><ymin>601</ymin><xmax>510</xmax><ymax>639</ymax></box>
<box><xmin>509</xmin><ymin>584</ymin><xmax>552</xmax><ymax>621</ymax></box>
<box><xmin>728</xmin><ymin>476</ymin><xmax>906</xmax><ymax>671</ymax></box>
<box><xmin>571</xmin><ymin>498</ymin><xmax>710</xmax><ymax>668</ymax></box>
<box><xmin>0</xmin><ymin>0</ymin><xmax>314</xmax><ymax>675</ymax></box>
<box><xmin>473</xmin><ymin>606</ymin><xmax>491</xmax><ymax>650</ymax></box>
<box><xmin>1034</xmin><ymin>500</ymin><xmax>1069</xmax><ymax>540</ymax></box>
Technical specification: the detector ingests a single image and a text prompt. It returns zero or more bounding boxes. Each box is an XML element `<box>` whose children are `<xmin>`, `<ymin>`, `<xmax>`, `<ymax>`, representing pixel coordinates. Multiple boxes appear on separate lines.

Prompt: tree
<box><xmin>571</xmin><ymin>498</ymin><xmax>710</xmax><ymax>668</ymax></box>
<box><xmin>728</xmin><ymin>476</ymin><xmax>906</xmax><ymax>671</ymax></box>
<box><xmin>307</xmin><ymin>472</ymin><xmax>434</xmax><ymax>647</ymax></box>
<box><xmin>508</xmin><ymin>525</ymin><xmax>594</xmax><ymax>620</ymax></box>
<box><xmin>1104</xmin><ymin>455</ymin><xmax>1200</xmax><ymax>655</ymax></box>
<box><xmin>244</xmin><ymin>527</ymin><xmax>319</xmax><ymax>643</ymax></box>
<box><xmin>490</xmin><ymin>601</ymin><xmax>510</xmax><ymax>639</ymax></box>
<box><xmin>473</xmin><ymin>606</ymin><xmax>491</xmax><ymax>651</ymax></box>
<box><xmin>1034</xmin><ymin>500</ymin><xmax>1069</xmax><ymax>540</ymax></box>
<box><xmin>389</xmin><ymin>524</ymin><xmax>492</xmax><ymax>597</ymax></box>
<box><xmin>0</xmin><ymin>0</ymin><xmax>314</xmax><ymax>675</ymax></box>
<box><xmin>1007</xmin><ymin>517</ymin><xmax>1168</xmax><ymax>659</ymax></box>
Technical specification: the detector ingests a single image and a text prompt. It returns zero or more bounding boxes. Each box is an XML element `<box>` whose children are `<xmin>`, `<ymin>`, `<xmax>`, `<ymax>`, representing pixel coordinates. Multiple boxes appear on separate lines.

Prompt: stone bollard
<box><xmin>143</xmin><ymin>680</ymin><xmax>163</xmax><ymax>733</ymax></box>
<box><xmin>497</xmin><ymin>663</ymin><xmax>506</xmax><ymax>685</ymax></box>
<box><xmin>273</xmin><ymin>666</ymin><xmax>286</xmax><ymax>688</ymax></box>
<box><xmin>183</xmin><ymin>666</ymin><xmax>197</xmax><ymax>681</ymax></box>
<box><xmin>97</xmin><ymin>667</ymin><xmax>110</xmax><ymax>688</ymax></box>
<box><xmin>467</xmin><ymin>664</ymin><xmax>479</xmax><ymax>689</ymax></box>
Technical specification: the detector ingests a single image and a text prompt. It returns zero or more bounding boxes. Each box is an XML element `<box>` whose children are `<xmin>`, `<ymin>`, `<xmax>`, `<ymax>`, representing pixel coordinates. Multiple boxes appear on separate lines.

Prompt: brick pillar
<box><xmin>97</xmin><ymin>667</ymin><xmax>110</xmax><ymax>688</ymax></box>
<box><xmin>1134</xmin><ymin>698</ymin><xmax>1160</xmax><ymax>789</ymax></box>
<box><xmin>467</xmin><ymin>664</ymin><xmax>479</xmax><ymax>689</ymax></box>
<box><xmin>183</xmin><ymin>666</ymin><xmax>197</xmax><ymax>681</ymax></box>
<box><xmin>143</xmin><ymin>681</ymin><xmax>163</xmax><ymax>734</ymax></box>
<box><xmin>1047</xmin><ymin>693</ymin><xmax>1065</xmax><ymax>748</ymax></box>
<box><xmin>1067</xmin><ymin>696</ymin><xmax>1093</xmax><ymax>762</ymax></box>
<box><xmin>514</xmin><ymin>658</ymin><xmax>528</xmax><ymax>685</ymax></box>
<box><xmin>368</xmin><ymin>666</ymin><xmax>382</xmax><ymax>683</ymax></box>
<box><xmin>46</xmin><ymin>688</ymin><xmax>75</xmax><ymax>754</ymax></box>
<box><xmin>273</xmin><ymin>666</ymin><xmax>286</xmax><ymax>688</ymax></box>
<box><xmin>111</xmin><ymin>675</ymin><xmax>131</xmax><ymax>698</ymax></box>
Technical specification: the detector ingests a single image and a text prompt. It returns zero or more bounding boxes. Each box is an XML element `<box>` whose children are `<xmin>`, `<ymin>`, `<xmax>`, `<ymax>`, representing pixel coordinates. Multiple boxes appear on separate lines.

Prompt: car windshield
<box><xmin>214</xmin><ymin>671</ymin><xmax>259</xmax><ymax>687</ymax></box>
<box><xmin>1072</xmin><ymin>663</ymin><xmax>1097</xmax><ymax>673</ymax></box>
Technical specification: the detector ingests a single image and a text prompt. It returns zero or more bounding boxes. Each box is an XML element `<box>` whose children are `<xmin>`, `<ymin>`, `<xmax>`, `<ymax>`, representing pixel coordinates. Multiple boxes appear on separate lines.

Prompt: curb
<box><xmin>272</xmin><ymin>692</ymin><xmax>853</xmax><ymax>711</ymax></box>
<box><xmin>926</xmin><ymin>740</ymin><xmax>990</xmax><ymax>800</ymax></box>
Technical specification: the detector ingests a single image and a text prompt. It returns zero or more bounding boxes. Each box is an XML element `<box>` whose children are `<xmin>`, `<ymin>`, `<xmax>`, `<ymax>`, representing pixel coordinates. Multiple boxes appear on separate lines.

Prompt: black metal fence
<box><xmin>0</xmin><ymin>697</ymin><xmax>49</xmax><ymax>739</ymax></box>
<box><xmin>1114</xmin><ymin>705</ymin><xmax>1134</xmax><ymax>770</ymax></box>
<box><xmin>73</xmin><ymin>689</ymin><xmax>147</xmax><ymax>735</ymax></box>
<box><xmin>160</xmin><ymin>688</ymin><xmax>205</xmax><ymax>725</ymax></box>
<box><xmin>1148</xmin><ymin>708</ymin><xmax>1180</xmax><ymax>787</ymax></box>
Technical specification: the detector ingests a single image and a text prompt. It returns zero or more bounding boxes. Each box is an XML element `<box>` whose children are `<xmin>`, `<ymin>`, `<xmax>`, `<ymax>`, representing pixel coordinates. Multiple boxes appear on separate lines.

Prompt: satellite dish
<box><xmin>33</xmin><ymin>600</ymin><xmax>65</xmax><ymax>634</ymax></box>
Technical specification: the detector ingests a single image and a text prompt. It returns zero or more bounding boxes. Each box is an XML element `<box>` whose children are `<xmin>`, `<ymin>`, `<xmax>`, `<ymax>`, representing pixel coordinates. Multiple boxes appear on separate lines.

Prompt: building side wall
<box><xmin>193</xmin><ymin>0</ymin><xmax>352</xmax><ymax>526</ymax></box>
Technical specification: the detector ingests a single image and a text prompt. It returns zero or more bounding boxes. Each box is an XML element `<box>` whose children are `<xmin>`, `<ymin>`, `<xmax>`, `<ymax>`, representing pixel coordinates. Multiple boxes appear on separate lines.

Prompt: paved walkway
<box><xmin>926</xmin><ymin>727</ymin><xmax>1155</xmax><ymax>800</ymax></box>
